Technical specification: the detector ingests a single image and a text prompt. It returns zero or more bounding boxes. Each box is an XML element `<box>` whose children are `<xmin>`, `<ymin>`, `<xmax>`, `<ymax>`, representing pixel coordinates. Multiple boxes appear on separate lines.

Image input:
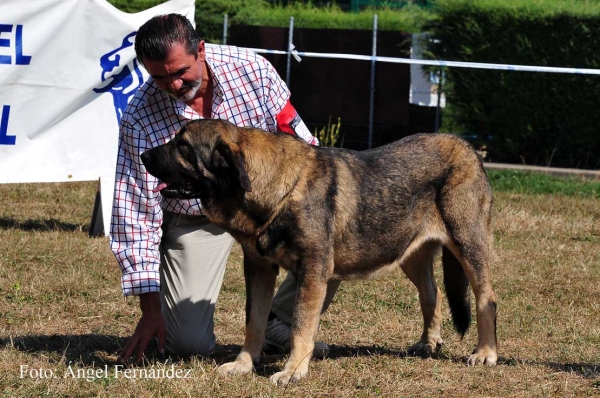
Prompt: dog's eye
<box><xmin>179</xmin><ymin>144</ymin><xmax>193</xmax><ymax>159</ymax></box>
<box><xmin>176</xmin><ymin>140</ymin><xmax>196</xmax><ymax>163</ymax></box>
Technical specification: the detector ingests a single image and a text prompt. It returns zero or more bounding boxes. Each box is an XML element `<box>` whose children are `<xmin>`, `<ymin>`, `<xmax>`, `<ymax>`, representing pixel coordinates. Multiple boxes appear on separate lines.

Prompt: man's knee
<box><xmin>167</xmin><ymin>327</ymin><xmax>216</xmax><ymax>357</ymax></box>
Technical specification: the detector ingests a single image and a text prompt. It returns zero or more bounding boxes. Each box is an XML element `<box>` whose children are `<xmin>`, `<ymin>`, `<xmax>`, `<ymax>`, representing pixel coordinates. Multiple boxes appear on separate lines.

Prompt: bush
<box><xmin>235</xmin><ymin>2</ymin><xmax>434</xmax><ymax>31</ymax></box>
<box><xmin>195</xmin><ymin>0</ymin><xmax>267</xmax><ymax>42</ymax></box>
<box><xmin>426</xmin><ymin>0</ymin><xmax>600</xmax><ymax>169</ymax></box>
<box><xmin>109</xmin><ymin>0</ymin><xmax>434</xmax><ymax>42</ymax></box>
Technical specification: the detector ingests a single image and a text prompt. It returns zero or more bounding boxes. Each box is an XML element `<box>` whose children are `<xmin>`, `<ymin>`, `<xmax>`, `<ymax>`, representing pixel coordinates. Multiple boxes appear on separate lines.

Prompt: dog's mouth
<box><xmin>153</xmin><ymin>181</ymin><xmax>202</xmax><ymax>199</ymax></box>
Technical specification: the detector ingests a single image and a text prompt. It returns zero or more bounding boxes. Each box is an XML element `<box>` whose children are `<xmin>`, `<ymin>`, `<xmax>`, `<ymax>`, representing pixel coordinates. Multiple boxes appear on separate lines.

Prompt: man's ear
<box><xmin>197</xmin><ymin>40</ymin><xmax>206</xmax><ymax>61</ymax></box>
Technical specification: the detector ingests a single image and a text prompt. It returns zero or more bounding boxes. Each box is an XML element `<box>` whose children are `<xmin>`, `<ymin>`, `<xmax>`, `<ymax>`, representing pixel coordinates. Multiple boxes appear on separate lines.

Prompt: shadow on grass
<box><xmin>251</xmin><ymin>346</ymin><xmax>600</xmax><ymax>380</ymax></box>
<box><xmin>0</xmin><ymin>335</ymin><xmax>419</xmax><ymax>370</ymax></box>
<box><xmin>212</xmin><ymin>344</ymin><xmax>415</xmax><ymax>377</ymax></box>
<box><xmin>0</xmin><ymin>217</ymin><xmax>87</xmax><ymax>232</ymax></box>
<box><xmin>249</xmin><ymin>343</ymin><xmax>453</xmax><ymax>377</ymax></box>
<box><xmin>329</xmin><ymin>344</ymin><xmax>408</xmax><ymax>359</ymax></box>
<box><xmin>536</xmin><ymin>361</ymin><xmax>599</xmax><ymax>379</ymax></box>
<box><xmin>476</xmin><ymin>356</ymin><xmax>599</xmax><ymax>379</ymax></box>
<box><xmin>4</xmin><ymin>335</ymin><xmax>598</xmax><ymax>379</ymax></box>
<box><xmin>1</xmin><ymin>334</ymin><xmax>128</xmax><ymax>366</ymax></box>
<box><xmin>1</xmin><ymin>334</ymin><xmax>243</xmax><ymax>368</ymax></box>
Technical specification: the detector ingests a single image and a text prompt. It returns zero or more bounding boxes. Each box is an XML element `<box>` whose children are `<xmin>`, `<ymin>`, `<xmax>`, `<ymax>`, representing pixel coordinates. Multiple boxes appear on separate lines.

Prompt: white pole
<box><xmin>286</xmin><ymin>17</ymin><xmax>294</xmax><ymax>87</ymax></box>
<box><xmin>368</xmin><ymin>14</ymin><xmax>378</xmax><ymax>149</ymax></box>
<box><xmin>222</xmin><ymin>14</ymin><xmax>228</xmax><ymax>45</ymax></box>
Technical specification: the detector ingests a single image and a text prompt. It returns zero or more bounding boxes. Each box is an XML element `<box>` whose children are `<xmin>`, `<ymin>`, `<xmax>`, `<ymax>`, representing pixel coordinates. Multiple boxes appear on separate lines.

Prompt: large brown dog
<box><xmin>141</xmin><ymin>119</ymin><xmax>498</xmax><ymax>385</ymax></box>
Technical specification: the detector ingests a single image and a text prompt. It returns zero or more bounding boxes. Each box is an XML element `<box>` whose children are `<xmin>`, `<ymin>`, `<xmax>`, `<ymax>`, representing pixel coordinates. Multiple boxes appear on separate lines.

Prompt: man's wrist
<box><xmin>139</xmin><ymin>292</ymin><xmax>161</xmax><ymax>312</ymax></box>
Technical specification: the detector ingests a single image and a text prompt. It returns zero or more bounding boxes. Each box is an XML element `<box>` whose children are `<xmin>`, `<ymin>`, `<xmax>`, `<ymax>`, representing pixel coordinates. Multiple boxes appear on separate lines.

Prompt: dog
<box><xmin>141</xmin><ymin>119</ymin><xmax>498</xmax><ymax>385</ymax></box>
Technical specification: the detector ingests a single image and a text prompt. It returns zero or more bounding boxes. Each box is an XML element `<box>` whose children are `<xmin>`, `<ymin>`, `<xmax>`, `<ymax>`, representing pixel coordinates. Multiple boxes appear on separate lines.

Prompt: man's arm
<box><xmin>110</xmin><ymin>118</ymin><xmax>166</xmax><ymax>363</ymax></box>
<box><xmin>110</xmin><ymin>118</ymin><xmax>163</xmax><ymax>296</ymax></box>
<box><xmin>275</xmin><ymin>100</ymin><xmax>319</xmax><ymax>146</ymax></box>
<box><xmin>258</xmin><ymin>55</ymin><xmax>319</xmax><ymax>145</ymax></box>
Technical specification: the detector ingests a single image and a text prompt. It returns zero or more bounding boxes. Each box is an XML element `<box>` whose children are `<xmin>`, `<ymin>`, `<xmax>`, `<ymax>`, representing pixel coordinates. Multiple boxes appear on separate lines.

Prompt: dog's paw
<box><xmin>467</xmin><ymin>348</ymin><xmax>497</xmax><ymax>366</ymax></box>
<box><xmin>407</xmin><ymin>340</ymin><xmax>443</xmax><ymax>357</ymax></box>
<box><xmin>269</xmin><ymin>369</ymin><xmax>307</xmax><ymax>385</ymax></box>
<box><xmin>217</xmin><ymin>360</ymin><xmax>253</xmax><ymax>376</ymax></box>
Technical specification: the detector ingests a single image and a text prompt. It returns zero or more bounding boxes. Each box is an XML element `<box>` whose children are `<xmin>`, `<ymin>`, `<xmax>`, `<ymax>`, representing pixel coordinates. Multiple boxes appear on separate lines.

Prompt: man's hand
<box><xmin>119</xmin><ymin>292</ymin><xmax>166</xmax><ymax>365</ymax></box>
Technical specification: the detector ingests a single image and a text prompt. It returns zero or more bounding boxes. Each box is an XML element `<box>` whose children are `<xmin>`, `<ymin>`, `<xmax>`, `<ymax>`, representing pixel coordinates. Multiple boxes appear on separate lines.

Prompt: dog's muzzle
<box><xmin>157</xmin><ymin>184</ymin><xmax>203</xmax><ymax>199</ymax></box>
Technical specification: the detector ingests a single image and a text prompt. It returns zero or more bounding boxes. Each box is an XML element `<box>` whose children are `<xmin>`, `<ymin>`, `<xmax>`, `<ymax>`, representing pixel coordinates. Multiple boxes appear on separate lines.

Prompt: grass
<box><xmin>487</xmin><ymin>170</ymin><xmax>600</xmax><ymax>198</ymax></box>
<box><xmin>0</xmin><ymin>170</ymin><xmax>599</xmax><ymax>397</ymax></box>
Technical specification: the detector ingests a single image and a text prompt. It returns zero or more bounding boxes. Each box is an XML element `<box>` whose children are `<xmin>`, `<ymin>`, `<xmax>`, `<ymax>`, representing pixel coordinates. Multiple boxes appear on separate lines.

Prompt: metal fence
<box><xmin>222</xmin><ymin>15</ymin><xmax>445</xmax><ymax>149</ymax></box>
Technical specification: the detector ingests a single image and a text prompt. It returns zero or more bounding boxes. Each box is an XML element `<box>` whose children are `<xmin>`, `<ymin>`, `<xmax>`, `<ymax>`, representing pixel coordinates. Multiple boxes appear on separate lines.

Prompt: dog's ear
<box><xmin>230</xmin><ymin>148</ymin><xmax>252</xmax><ymax>192</ymax></box>
<box><xmin>217</xmin><ymin>141</ymin><xmax>252</xmax><ymax>192</ymax></box>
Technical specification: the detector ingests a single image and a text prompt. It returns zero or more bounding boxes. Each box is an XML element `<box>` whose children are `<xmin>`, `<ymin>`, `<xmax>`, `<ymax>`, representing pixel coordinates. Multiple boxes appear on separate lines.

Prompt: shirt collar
<box><xmin>205</xmin><ymin>56</ymin><xmax>225</xmax><ymax>104</ymax></box>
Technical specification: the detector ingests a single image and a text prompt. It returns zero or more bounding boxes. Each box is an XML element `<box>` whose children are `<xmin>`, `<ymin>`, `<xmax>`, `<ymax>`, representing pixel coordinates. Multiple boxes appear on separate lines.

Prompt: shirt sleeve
<box><xmin>259</xmin><ymin>58</ymin><xmax>319</xmax><ymax>145</ymax></box>
<box><xmin>109</xmin><ymin>117</ymin><xmax>164</xmax><ymax>296</ymax></box>
<box><xmin>275</xmin><ymin>100</ymin><xmax>320</xmax><ymax>146</ymax></box>
<box><xmin>260</xmin><ymin>58</ymin><xmax>291</xmax><ymax>132</ymax></box>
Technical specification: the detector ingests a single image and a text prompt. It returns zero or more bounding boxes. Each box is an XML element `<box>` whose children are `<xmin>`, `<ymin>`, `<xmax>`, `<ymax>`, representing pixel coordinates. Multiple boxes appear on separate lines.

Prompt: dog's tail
<box><xmin>441</xmin><ymin>247</ymin><xmax>471</xmax><ymax>337</ymax></box>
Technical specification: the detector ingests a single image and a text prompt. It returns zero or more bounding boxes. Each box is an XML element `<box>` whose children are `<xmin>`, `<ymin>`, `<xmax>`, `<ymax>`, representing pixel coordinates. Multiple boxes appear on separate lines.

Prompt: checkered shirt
<box><xmin>110</xmin><ymin>44</ymin><xmax>310</xmax><ymax>296</ymax></box>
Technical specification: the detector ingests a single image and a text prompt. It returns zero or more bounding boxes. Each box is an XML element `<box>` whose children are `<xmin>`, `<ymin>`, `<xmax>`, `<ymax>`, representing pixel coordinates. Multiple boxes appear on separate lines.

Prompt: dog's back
<box><xmin>285</xmin><ymin>133</ymin><xmax>492</xmax><ymax>281</ymax></box>
<box><xmin>245</xmin><ymin>130</ymin><xmax>497</xmax><ymax>369</ymax></box>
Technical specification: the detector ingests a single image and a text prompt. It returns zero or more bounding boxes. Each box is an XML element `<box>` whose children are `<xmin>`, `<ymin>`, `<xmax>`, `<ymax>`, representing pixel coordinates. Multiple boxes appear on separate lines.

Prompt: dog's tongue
<box><xmin>153</xmin><ymin>182</ymin><xmax>171</xmax><ymax>193</ymax></box>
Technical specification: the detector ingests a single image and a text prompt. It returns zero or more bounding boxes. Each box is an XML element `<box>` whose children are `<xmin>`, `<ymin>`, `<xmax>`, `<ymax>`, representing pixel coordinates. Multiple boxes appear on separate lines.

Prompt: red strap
<box><xmin>276</xmin><ymin>100</ymin><xmax>299</xmax><ymax>136</ymax></box>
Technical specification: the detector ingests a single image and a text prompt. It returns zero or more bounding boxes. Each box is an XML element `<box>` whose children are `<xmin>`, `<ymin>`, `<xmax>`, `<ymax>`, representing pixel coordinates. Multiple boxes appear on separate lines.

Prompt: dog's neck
<box><xmin>241</xmin><ymin>130</ymin><xmax>311</xmax><ymax>202</ymax></box>
<box><xmin>202</xmin><ymin>130</ymin><xmax>313</xmax><ymax>238</ymax></box>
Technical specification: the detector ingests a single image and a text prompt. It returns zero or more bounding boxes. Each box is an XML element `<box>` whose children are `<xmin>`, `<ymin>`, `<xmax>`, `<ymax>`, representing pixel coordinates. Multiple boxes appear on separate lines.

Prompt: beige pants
<box><xmin>160</xmin><ymin>212</ymin><xmax>339</xmax><ymax>356</ymax></box>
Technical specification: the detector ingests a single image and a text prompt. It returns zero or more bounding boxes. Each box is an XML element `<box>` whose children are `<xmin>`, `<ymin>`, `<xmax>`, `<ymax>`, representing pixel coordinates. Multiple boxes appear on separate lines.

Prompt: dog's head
<box><xmin>141</xmin><ymin>119</ymin><xmax>251</xmax><ymax>199</ymax></box>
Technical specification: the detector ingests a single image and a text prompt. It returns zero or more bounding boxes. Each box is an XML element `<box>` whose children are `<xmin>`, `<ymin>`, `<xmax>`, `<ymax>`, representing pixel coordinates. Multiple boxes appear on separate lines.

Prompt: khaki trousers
<box><xmin>160</xmin><ymin>212</ymin><xmax>339</xmax><ymax>356</ymax></box>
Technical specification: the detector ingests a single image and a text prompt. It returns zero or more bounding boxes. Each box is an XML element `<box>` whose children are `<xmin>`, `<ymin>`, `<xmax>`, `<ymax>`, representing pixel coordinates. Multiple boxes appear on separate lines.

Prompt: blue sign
<box><xmin>93</xmin><ymin>31</ymin><xmax>144</xmax><ymax>124</ymax></box>
<box><xmin>1</xmin><ymin>24</ymin><xmax>32</xmax><ymax>145</ymax></box>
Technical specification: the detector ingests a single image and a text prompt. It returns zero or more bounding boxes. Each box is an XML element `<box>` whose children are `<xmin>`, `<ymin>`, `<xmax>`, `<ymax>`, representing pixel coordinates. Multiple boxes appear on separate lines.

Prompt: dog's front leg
<box><xmin>218</xmin><ymin>256</ymin><xmax>278</xmax><ymax>377</ymax></box>
<box><xmin>269</xmin><ymin>261</ymin><xmax>329</xmax><ymax>385</ymax></box>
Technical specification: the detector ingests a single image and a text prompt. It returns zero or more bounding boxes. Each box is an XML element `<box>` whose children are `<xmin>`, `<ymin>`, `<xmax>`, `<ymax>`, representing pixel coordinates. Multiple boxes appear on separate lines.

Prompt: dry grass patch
<box><xmin>0</xmin><ymin>180</ymin><xmax>598</xmax><ymax>397</ymax></box>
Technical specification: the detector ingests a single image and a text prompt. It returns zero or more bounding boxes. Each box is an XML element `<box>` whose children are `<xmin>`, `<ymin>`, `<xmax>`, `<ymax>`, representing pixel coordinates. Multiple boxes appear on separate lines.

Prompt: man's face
<box><xmin>143</xmin><ymin>41</ymin><xmax>206</xmax><ymax>102</ymax></box>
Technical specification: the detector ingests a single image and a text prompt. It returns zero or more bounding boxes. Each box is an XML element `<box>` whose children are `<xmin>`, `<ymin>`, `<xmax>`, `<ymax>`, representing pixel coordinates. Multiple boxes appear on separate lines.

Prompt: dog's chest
<box><xmin>241</xmin><ymin>238</ymin><xmax>299</xmax><ymax>271</ymax></box>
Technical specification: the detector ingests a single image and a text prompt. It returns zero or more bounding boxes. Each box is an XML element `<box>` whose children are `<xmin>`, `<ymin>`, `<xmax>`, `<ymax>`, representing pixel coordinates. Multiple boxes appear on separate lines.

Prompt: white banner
<box><xmin>0</xmin><ymin>0</ymin><xmax>195</xmax><ymax>234</ymax></box>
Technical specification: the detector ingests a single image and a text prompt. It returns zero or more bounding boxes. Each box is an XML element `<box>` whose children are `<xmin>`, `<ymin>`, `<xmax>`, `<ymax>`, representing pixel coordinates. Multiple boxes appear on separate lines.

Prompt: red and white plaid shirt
<box><xmin>110</xmin><ymin>44</ymin><xmax>317</xmax><ymax>296</ymax></box>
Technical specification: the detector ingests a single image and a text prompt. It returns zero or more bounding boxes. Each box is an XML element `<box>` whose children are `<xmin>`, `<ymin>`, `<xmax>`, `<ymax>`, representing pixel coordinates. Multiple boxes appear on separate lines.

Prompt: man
<box><xmin>110</xmin><ymin>14</ymin><xmax>340</xmax><ymax>364</ymax></box>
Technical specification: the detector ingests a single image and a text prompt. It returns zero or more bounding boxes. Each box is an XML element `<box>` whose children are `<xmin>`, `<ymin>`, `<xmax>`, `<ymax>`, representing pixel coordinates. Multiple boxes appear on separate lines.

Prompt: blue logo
<box><xmin>93</xmin><ymin>32</ymin><xmax>144</xmax><ymax>124</ymax></box>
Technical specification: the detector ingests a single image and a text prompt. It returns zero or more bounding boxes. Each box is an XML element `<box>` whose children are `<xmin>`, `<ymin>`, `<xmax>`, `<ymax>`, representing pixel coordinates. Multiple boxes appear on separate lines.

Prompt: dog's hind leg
<box><xmin>440</xmin><ymin>175</ymin><xmax>497</xmax><ymax>366</ymax></box>
<box><xmin>218</xmin><ymin>254</ymin><xmax>279</xmax><ymax>376</ymax></box>
<box><xmin>402</xmin><ymin>241</ymin><xmax>445</xmax><ymax>357</ymax></box>
<box><xmin>444</xmin><ymin>237</ymin><xmax>497</xmax><ymax>366</ymax></box>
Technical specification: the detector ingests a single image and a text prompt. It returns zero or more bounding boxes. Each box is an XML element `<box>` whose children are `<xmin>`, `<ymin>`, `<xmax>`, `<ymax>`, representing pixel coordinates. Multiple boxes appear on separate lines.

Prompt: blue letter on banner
<box><xmin>0</xmin><ymin>24</ymin><xmax>12</xmax><ymax>64</ymax></box>
<box><xmin>15</xmin><ymin>25</ymin><xmax>31</xmax><ymax>65</ymax></box>
<box><xmin>0</xmin><ymin>106</ymin><xmax>16</xmax><ymax>145</ymax></box>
